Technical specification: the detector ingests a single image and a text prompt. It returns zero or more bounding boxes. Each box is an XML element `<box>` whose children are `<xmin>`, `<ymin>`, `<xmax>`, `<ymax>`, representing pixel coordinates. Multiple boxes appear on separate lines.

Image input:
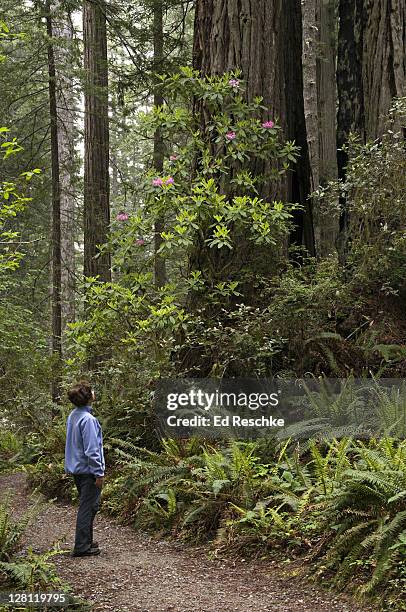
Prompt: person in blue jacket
<box><xmin>65</xmin><ymin>381</ymin><xmax>105</xmax><ymax>557</ymax></box>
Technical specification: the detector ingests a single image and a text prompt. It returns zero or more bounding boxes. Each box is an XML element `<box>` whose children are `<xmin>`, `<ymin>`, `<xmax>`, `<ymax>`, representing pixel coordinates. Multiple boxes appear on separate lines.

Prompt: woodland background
<box><xmin>0</xmin><ymin>0</ymin><xmax>406</xmax><ymax>607</ymax></box>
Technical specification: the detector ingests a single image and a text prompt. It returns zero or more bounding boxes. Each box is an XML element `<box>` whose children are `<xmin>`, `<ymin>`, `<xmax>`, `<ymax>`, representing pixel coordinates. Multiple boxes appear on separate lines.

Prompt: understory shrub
<box><xmin>100</xmin><ymin>435</ymin><xmax>406</xmax><ymax>606</ymax></box>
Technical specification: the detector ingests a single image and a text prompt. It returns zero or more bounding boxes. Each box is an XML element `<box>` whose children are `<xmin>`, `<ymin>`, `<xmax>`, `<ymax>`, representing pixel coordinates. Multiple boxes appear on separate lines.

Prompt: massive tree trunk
<box><xmin>363</xmin><ymin>0</ymin><xmax>406</xmax><ymax>138</ymax></box>
<box><xmin>337</xmin><ymin>0</ymin><xmax>405</xmax><ymax>256</ymax></box>
<box><xmin>338</xmin><ymin>0</ymin><xmax>405</xmax><ymax>160</ymax></box>
<box><xmin>83</xmin><ymin>0</ymin><xmax>111</xmax><ymax>282</ymax></box>
<box><xmin>46</xmin><ymin>0</ymin><xmax>62</xmax><ymax>402</ymax></box>
<box><xmin>153</xmin><ymin>0</ymin><xmax>166</xmax><ymax>287</ymax></box>
<box><xmin>193</xmin><ymin>0</ymin><xmax>315</xmax><ymax>255</ymax></box>
<box><xmin>53</xmin><ymin>5</ymin><xmax>76</xmax><ymax>331</ymax></box>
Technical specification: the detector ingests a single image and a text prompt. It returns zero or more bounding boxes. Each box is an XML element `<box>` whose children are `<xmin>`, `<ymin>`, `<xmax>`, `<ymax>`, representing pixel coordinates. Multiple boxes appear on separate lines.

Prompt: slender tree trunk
<box><xmin>302</xmin><ymin>0</ymin><xmax>338</xmax><ymax>257</ymax></box>
<box><xmin>83</xmin><ymin>0</ymin><xmax>111</xmax><ymax>282</ymax></box>
<box><xmin>336</xmin><ymin>0</ymin><xmax>364</xmax><ymax>260</ymax></box>
<box><xmin>316</xmin><ymin>0</ymin><xmax>339</xmax><ymax>256</ymax></box>
<box><xmin>53</xmin><ymin>5</ymin><xmax>76</xmax><ymax>332</ymax></box>
<box><xmin>153</xmin><ymin>0</ymin><xmax>166</xmax><ymax>287</ymax></box>
<box><xmin>46</xmin><ymin>0</ymin><xmax>62</xmax><ymax>402</ymax></box>
<box><xmin>193</xmin><ymin>0</ymin><xmax>315</xmax><ymax>254</ymax></box>
<box><xmin>302</xmin><ymin>0</ymin><xmax>319</xmax><ymax>196</ymax></box>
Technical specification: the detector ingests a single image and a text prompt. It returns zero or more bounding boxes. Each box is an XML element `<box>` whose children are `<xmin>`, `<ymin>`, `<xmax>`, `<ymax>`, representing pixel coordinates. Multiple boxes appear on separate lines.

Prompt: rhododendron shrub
<box><xmin>68</xmin><ymin>70</ymin><xmax>302</xmax><ymax>387</ymax></box>
<box><xmin>107</xmin><ymin>68</ymin><xmax>300</xmax><ymax>294</ymax></box>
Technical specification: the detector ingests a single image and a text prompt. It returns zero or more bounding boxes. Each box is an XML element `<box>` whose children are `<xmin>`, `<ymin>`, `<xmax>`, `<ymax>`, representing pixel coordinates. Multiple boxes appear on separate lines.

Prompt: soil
<box><xmin>0</xmin><ymin>472</ymin><xmax>375</xmax><ymax>612</ymax></box>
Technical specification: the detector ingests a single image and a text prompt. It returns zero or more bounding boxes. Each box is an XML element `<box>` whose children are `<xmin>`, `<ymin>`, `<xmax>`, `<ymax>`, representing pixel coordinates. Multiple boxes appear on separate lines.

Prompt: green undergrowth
<box><xmin>0</xmin><ymin>496</ymin><xmax>90</xmax><ymax>610</ymax></box>
<box><xmin>21</xmin><ymin>431</ymin><xmax>406</xmax><ymax>609</ymax></box>
<box><xmin>103</xmin><ymin>436</ymin><xmax>406</xmax><ymax>609</ymax></box>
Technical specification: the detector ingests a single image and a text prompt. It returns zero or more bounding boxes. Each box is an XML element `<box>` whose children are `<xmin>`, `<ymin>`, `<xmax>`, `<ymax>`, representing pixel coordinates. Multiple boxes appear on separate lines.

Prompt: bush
<box><xmin>101</xmin><ymin>435</ymin><xmax>406</xmax><ymax>606</ymax></box>
<box><xmin>24</xmin><ymin>458</ymin><xmax>73</xmax><ymax>502</ymax></box>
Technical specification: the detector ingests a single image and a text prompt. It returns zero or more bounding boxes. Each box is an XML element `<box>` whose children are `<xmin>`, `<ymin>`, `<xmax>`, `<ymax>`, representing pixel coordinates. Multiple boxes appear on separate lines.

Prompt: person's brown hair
<box><xmin>67</xmin><ymin>381</ymin><xmax>93</xmax><ymax>407</ymax></box>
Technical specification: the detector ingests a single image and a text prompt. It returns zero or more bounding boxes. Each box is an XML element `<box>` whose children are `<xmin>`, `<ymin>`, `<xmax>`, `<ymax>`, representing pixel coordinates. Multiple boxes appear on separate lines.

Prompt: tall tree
<box><xmin>316</xmin><ymin>0</ymin><xmax>339</xmax><ymax>255</ymax></box>
<box><xmin>83</xmin><ymin>0</ymin><xmax>111</xmax><ymax>282</ymax></box>
<box><xmin>45</xmin><ymin>0</ymin><xmax>62</xmax><ymax>401</ymax></box>
<box><xmin>193</xmin><ymin>0</ymin><xmax>315</xmax><ymax>254</ymax></box>
<box><xmin>53</xmin><ymin>4</ymin><xmax>77</xmax><ymax>330</ymax></box>
<box><xmin>153</xmin><ymin>0</ymin><xmax>166</xmax><ymax>287</ymax></box>
<box><xmin>302</xmin><ymin>0</ymin><xmax>338</xmax><ymax>256</ymax></box>
<box><xmin>337</xmin><ymin>0</ymin><xmax>405</xmax><ymax>162</ymax></box>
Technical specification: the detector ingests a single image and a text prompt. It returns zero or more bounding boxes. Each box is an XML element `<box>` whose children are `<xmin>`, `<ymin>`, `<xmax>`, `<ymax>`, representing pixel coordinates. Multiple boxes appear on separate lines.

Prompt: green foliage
<box><xmin>24</xmin><ymin>458</ymin><xmax>72</xmax><ymax>502</ymax></box>
<box><xmin>320</xmin><ymin>439</ymin><xmax>406</xmax><ymax>596</ymax></box>
<box><xmin>0</xmin><ymin>498</ymin><xmax>63</xmax><ymax>598</ymax></box>
<box><xmin>0</xmin><ymin>499</ymin><xmax>30</xmax><ymax>562</ymax></box>
<box><xmin>0</xmin><ymin>430</ymin><xmax>21</xmax><ymax>472</ymax></box>
<box><xmin>98</xmin><ymin>435</ymin><xmax>406</xmax><ymax>605</ymax></box>
<box><xmin>317</xmin><ymin>97</ymin><xmax>406</xmax><ymax>297</ymax></box>
<box><xmin>0</xmin><ymin>130</ymin><xmax>39</xmax><ymax>276</ymax></box>
<box><xmin>110</xmin><ymin>69</ymin><xmax>299</xmax><ymax>287</ymax></box>
<box><xmin>21</xmin><ymin>412</ymin><xmax>73</xmax><ymax>501</ymax></box>
<box><xmin>0</xmin><ymin>547</ymin><xmax>63</xmax><ymax>591</ymax></box>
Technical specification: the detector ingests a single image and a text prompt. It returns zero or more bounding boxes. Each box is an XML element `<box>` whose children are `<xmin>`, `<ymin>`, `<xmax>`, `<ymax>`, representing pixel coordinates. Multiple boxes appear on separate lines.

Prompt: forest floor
<box><xmin>0</xmin><ymin>472</ymin><xmax>374</xmax><ymax>612</ymax></box>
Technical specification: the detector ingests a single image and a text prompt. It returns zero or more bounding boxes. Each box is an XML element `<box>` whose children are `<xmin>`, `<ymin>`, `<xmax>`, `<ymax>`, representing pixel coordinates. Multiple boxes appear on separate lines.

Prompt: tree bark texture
<box><xmin>302</xmin><ymin>0</ymin><xmax>319</xmax><ymax>195</ymax></box>
<box><xmin>317</xmin><ymin>0</ymin><xmax>339</xmax><ymax>255</ymax></box>
<box><xmin>46</xmin><ymin>1</ymin><xmax>62</xmax><ymax>402</ymax></box>
<box><xmin>53</xmin><ymin>4</ymin><xmax>76</xmax><ymax>329</ymax></box>
<box><xmin>337</xmin><ymin>0</ymin><xmax>405</xmax><ymax>257</ymax></box>
<box><xmin>193</xmin><ymin>0</ymin><xmax>315</xmax><ymax>254</ymax></box>
<box><xmin>83</xmin><ymin>0</ymin><xmax>111</xmax><ymax>282</ymax></box>
<box><xmin>363</xmin><ymin>0</ymin><xmax>406</xmax><ymax>138</ymax></box>
<box><xmin>338</xmin><ymin>0</ymin><xmax>405</xmax><ymax>158</ymax></box>
<box><xmin>302</xmin><ymin>0</ymin><xmax>338</xmax><ymax>256</ymax></box>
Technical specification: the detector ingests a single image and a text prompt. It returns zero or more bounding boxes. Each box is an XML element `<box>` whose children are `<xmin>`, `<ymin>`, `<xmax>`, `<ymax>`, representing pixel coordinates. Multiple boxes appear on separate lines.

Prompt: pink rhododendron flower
<box><xmin>116</xmin><ymin>212</ymin><xmax>129</xmax><ymax>221</ymax></box>
<box><xmin>135</xmin><ymin>239</ymin><xmax>145</xmax><ymax>246</ymax></box>
<box><xmin>152</xmin><ymin>177</ymin><xmax>164</xmax><ymax>186</ymax></box>
<box><xmin>262</xmin><ymin>120</ymin><xmax>274</xmax><ymax>129</ymax></box>
<box><xmin>169</xmin><ymin>155</ymin><xmax>178</xmax><ymax>162</ymax></box>
<box><xmin>165</xmin><ymin>176</ymin><xmax>174</xmax><ymax>185</ymax></box>
<box><xmin>228</xmin><ymin>79</ymin><xmax>240</xmax><ymax>88</ymax></box>
<box><xmin>226</xmin><ymin>131</ymin><xmax>236</xmax><ymax>140</ymax></box>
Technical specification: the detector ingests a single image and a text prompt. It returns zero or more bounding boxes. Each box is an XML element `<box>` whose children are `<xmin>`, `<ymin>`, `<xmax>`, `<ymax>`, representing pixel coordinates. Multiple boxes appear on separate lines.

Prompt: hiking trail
<box><xmin>1</xmin><ymin>473</ymin><xmax>372</xmax><ymax>612</ymax></box>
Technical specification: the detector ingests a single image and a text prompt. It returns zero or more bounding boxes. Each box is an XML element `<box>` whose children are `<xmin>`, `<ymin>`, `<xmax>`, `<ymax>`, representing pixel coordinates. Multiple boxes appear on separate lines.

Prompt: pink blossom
<box><xmin>262</xmin><ymin>120</ymin><xmax>275</xmax><ymax>129</ymax></box>
<box><xmin>135</xmin><ymin>239</ymin><xmax>145</xmax><ymax>246</ymax></box>
<box><xmin>152</xmin><ymin>177</ymin><xmax>164</xmax><ymax>186</ymax></box>
<box><xmin>165</xmin><ymin>176</ymin><xmax>174</xmax><ymax>185</ymax></box>
<box><xmin>226</xmin><ymin>131</ymin><xmax>236</xmax><ymax>140</ymax></box>
<box><xmin>116</xmin><ymin>212</ymin><xmax>129</xmax><ymax>221</ymax></box>
<box><xmin>228</xmin><ymin>79</ymin><xmax>240</xmax><ymax>88</ymax></box>
<box><xmin>169</xmin><ymin>155</ymin><xmax>178</xmax><ymax>162</ymax></box>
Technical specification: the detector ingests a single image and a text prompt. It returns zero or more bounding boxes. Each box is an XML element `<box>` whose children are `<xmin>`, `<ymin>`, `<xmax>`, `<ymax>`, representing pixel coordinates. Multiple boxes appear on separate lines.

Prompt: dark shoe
<box><xmin>91</xmin><ymin>541</ymin><xmax>99</xmax><ymax>549</ymax></box>
<box><xmin>71</xmin><ymin>547</ymin><xmax>101</xmax><ymax>558</ymax></box>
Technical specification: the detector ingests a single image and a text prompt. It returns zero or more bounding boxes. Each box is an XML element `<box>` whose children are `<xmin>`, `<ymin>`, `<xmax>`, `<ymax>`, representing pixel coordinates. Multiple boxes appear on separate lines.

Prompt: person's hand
<box><xmin>95</xmin><ymin>476</ymin><xmax>104</xmax><ymax>489</ymax></box>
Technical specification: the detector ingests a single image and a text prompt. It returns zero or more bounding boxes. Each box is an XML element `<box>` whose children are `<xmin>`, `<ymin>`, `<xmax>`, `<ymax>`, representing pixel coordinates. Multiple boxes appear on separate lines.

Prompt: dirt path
<box><xmin>1</xmin><ymin>473</ymin><xmax>373</xmax><ymax>612</ymax></box>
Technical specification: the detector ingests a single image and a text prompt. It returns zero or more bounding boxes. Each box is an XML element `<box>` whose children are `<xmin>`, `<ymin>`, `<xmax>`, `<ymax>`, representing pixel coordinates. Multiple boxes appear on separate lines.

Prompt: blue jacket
<box><xmin>64</xmin><ymin>406</ymin><xmax>105</xmax><ymax>477</ymax></box>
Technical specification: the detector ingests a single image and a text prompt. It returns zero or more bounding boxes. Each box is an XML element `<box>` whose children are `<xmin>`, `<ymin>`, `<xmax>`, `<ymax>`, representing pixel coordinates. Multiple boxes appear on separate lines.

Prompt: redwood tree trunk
<box><xmin>193</xmin><ymin>0</ymin><xmax>315</xmax><ymax>255</ymax></box>
<box><xmin>153</xmin><ymin>0</ymin><xmax>166</xmax><ymax>287</ymax></box>
<box><xmin>316</xmin><ymin>0</ymin><xmax>339</xmax><ymax>256</ymax></box>
<box><xmin>83</xmin><ymin>0</ymin><xmax>111</xmax><ymax>282</ymax></box>
<box><xmin>302</xmin><ymin>0</ymin><xmax>338</xmax><ymax>257</ymax></box>
<box><xmin>46</xmin><ymin>0</ymin><xmax>62</xmax><ymax>402</ymax></box>
<box><xmin>53</xmin><ymin>4</ymin><xmax>76</xmax><ymax>331</ymax></box>
<box><xmin>337</xmin><ymin>0</ymin><xmax>405</xmax><ymax>257</ymax></box>
<box><xmin>363</xmin><ymin>0</ymin><xmax>406</xmax><ymax>138</ymax></box>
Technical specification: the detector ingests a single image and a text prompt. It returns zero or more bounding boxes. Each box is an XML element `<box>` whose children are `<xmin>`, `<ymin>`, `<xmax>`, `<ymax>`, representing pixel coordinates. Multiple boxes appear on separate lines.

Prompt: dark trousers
<box><xmin>73</xmin><ymin>474</ymin><xmax>101</xmax><ymax>553</ymax></box>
